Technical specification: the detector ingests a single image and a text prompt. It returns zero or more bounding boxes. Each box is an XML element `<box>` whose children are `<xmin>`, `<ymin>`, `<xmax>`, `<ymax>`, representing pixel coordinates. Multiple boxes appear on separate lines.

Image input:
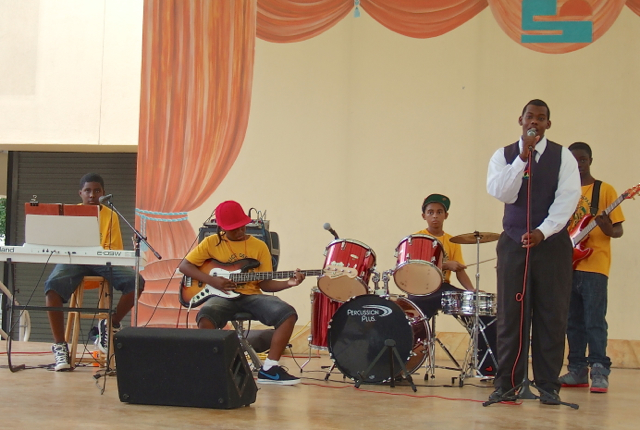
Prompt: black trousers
<box><xmin>494</xmin><ymin>230</ymin><xmax>573</xmax><ymax>393</ymax></box>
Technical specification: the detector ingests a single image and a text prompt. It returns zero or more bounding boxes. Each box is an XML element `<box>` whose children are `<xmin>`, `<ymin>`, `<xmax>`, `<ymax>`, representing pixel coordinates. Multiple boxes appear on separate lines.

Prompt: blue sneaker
<box><xmin>257</xmin><ymin>365</ymin><xmax>300</xmax><ymax>386</ymax></box>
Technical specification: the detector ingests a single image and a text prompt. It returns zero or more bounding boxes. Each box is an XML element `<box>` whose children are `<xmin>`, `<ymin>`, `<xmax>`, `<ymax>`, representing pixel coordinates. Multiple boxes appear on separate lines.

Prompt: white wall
<box><xmin>0</xmin><ymin>0</ymin><xmax>142</xmax><ymax>147</ymax></box>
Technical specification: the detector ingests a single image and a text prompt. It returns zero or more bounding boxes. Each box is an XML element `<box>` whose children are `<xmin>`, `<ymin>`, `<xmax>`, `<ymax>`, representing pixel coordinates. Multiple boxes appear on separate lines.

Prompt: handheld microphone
<box><xmin>99</xmin><ymin>194</ymin><xmax>113</xmax><ymax>204</ymax></box>
<box><xmin>526</xmin><ymin>128</ymin><xmax>537</xmax><ymax>151</ymax></box>
<box><xmin>323</xmin><ymin>223</ymin><xmax>339</xmax><ymax>240</ymax></box>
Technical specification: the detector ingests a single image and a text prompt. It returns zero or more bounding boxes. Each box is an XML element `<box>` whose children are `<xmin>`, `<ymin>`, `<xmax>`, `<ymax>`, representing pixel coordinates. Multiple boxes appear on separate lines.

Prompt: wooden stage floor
<box><xmin>1</xmin><ymin>341</ymin><xmax>639</xmax><ymax>429</ymax></box>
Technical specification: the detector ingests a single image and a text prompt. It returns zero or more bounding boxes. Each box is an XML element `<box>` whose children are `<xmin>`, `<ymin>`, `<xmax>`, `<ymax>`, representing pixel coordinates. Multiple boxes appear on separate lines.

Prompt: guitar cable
<box><xmin>5</xmin><ymin>251</ymin><xmax>55</xmax><ymax>339</ymax></box>
<box><xmin>138</xmin><ymin>206</ymin><xmax>217</xmax><ymax>328</ymax></box>
<box><xmin>3</xmin><ymin>252</ymin><xmax>59</xmax><ymax>371</ymax></box>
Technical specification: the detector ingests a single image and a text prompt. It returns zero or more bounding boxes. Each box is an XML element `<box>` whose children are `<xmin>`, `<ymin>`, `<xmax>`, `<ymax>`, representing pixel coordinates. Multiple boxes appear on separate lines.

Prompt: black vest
<box><xmin>502</xmin><ymin>140</ymin><xmax>563</xmax><ymax>242</ymax></box>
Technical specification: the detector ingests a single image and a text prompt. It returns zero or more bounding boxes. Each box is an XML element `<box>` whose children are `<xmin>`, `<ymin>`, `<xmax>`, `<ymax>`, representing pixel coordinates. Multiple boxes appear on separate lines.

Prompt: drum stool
<box><xmin>230</xmin><ymin>312</ymin><xmax>263</xmax><ymax>371</ymax></box>
<box><xmin>64</xmin><ymin>276</ymin><xmax>113</xmax><ymax>368</ymax></box>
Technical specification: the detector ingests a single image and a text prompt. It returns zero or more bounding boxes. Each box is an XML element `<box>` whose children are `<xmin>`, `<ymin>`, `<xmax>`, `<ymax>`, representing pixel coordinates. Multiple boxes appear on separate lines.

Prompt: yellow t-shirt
<box><xmin>414</xmin><ymin>229</ymin><xmax>464</xmax><ymax>284</ymax></box>
<box><xmin>568</xmin><ymin>182</ymin><xmax>625</xmax><ymax>277</ymax></box>
<box><xmin>184</xmin><ymin>234</ymin><xmax>272</xmax><ymax>295</ymax></box>
<box><xmin>98</xmin><ymin>205</ymin><xmax>123</xmax><ymax>250</ymax></box>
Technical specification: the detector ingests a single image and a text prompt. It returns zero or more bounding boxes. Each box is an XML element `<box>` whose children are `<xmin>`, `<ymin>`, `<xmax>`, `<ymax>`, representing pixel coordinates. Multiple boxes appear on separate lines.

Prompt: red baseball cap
<box><xmin>215</xmin><ymin>200</ymin><xmax>252</xmax><ymax>231</ymax></box>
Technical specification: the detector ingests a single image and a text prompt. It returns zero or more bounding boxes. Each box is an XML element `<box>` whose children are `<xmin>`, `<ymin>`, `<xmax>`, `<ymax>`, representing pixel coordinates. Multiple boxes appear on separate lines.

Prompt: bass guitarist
<box><xmin>559</xmin><ymin>142</ymin><xmax>624</xmax><ymax>394</ymax></box>
<box><xmin>179</xmin><ymin>200</ymin><xmax>306</xmax><ymax>386</ymax></box>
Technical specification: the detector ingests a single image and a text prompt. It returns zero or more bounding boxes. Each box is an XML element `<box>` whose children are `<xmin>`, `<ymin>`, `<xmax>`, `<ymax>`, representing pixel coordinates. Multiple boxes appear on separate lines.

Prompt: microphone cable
<box><xmin>511</xmin><ymin>148</ymin><xmax>534</xmax><ymax>388</ymax></box>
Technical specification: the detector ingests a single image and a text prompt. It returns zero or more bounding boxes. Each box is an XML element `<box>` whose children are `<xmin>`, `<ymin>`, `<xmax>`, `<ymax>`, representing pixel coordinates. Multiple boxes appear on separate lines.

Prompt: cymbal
<box><xmin>450</xmin><ymin>231</ymin><xmax>500</xmax><ymax>244</ymax></box>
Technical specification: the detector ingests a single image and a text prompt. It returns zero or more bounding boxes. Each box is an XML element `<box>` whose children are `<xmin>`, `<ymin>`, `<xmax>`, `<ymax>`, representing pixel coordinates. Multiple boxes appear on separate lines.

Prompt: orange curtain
<box><xmin>628</xmin><ymin>0</ymin><xmax>640</xmax><ymax>16</ymax></box>
<box><xmin>136</xmin><ymin>0</ymin><xmax>257</xmax><ymax>327</ymax></box>
<box><xmin>488</xmin><ymin>0</ymin><xmax>627</xmax><ymax>54</ymax></box>
<box><xmin>360</xmin><ymin>0</ymin><xmax>488</xmax><ymax>38</ymax></box>
<box><xmin>257</xmin><ymin>0</ymin><xmax>353</xmax><ymax>42</ymax></box>
<box><xmin>257</xmin><ymin>0</ymin><xmax>488</xmax><ymax>41</ymax></box>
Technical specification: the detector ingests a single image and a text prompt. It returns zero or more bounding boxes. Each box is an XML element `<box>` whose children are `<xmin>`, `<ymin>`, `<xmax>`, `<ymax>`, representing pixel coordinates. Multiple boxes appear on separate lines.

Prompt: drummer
<box><xmin>407</xmin><ymin>194</ymin><xmax>474</xmax><ymax>318</ymax></box>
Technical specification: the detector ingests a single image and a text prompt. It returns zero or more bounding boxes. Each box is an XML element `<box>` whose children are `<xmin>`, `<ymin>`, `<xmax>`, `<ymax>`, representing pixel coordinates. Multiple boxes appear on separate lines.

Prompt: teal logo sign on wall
<box><xmin>521</xmin><ymin>0</ymin><xmax>593</xmax><ymax>44</ymax></box>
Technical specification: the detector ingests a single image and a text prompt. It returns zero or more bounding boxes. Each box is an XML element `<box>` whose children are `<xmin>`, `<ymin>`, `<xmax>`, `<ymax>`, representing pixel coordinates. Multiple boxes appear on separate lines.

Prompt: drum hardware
<box><xmin>354</xmin><ymin>338</ymin><xmax>417</xmax><ymax>392</ymax></box>
<box><xmin>300</xmin><ymin>287</ymin><xmax>343</xmax><ymax>371</ymax></box>
<box><xmin>377</xmin><ymin>269</ymin><xmax>392</xmax><ymax>296</ymax></box>
<box><xmin>424</xmin><ymin>312</ymin><xmax>462</xmax><ymax>380</ymax></box>
<box><xmin>371</xmin><ymin>270</ymin><xmax>382</xmax><ymax>295</ymax></box>
<box><xmin>449</xmin><ymin>231</ymin><xmax>499</xmax><ymax>386</ymax></box>
<box><xmin>455</xmin><ymin>315</ymin><xmax>498</xmax><ymax>379</ymax></box>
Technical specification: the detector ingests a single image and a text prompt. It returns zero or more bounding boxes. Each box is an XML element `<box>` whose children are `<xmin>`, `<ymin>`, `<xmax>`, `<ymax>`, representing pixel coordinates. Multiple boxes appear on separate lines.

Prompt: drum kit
<box><xmin>306</xmin><ymin>230</ymin><xmax>500</xmax><ymax>388</ymax></box>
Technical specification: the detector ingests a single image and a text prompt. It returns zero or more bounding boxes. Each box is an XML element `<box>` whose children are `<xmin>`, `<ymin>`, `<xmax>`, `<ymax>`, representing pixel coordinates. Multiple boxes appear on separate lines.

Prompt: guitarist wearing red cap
<box><xmin>179</xmin><ymin>200</ymin><xmax>306</xmax><ymax>385</ymax></box>
<box><xmin>559</xmin><ymin>142</ymin><xmax>624</xmax><ymax>394</ymax></box>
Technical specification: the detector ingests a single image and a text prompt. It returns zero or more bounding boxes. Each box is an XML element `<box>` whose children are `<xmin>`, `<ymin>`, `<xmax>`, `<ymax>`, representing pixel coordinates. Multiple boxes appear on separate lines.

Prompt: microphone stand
<box><xmin>101</xmin><ymin>199</ymin><xmax>161</xmax><ymax>327</ymax></box>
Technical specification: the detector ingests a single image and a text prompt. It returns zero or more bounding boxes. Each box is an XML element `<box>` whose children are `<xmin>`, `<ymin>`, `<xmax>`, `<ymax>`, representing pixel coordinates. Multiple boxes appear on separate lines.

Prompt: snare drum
<box><xmin>441</xmin><ymin>290</ymin><xmax>497</xmax><ymax>316</ymax></box>
<box><xmin>327</xmin><ymin>295</ymin><xmax>430</xmax><ymax>382</ymax></box>
<box><xmin>309</xmin><ymin>287</ymin><xmax>342</xmax><ymax>350</ymax></box>
<box><xmin>318</xmin><ymin>239</ymin><xmax>376</xmax><ymax>302</ymax></box>
<box><xmin>393</xmin><ymin>234</ymin><xmax>444</xmax><ymax>296</ymax></box>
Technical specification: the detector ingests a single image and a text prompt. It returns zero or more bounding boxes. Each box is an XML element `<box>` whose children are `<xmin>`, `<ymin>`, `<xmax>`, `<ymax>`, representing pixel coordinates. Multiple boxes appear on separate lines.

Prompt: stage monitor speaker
<box><xmin>114</xmin><ymin>327</ymin><xmax>257</xmax><ymax>409</ymax></box>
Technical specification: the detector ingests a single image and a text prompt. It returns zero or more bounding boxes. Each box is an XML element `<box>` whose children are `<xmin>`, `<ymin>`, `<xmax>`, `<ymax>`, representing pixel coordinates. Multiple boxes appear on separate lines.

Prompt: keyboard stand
<box><xmin>3</xmin><ymin>258</ymin><xmax>115</xmax><ymax>373</ymax></box>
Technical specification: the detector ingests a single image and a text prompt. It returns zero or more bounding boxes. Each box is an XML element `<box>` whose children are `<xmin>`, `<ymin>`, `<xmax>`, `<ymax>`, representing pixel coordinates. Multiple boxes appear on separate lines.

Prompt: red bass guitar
<box><xmin>570</xmin><ymin>183</ymin><xmax>639</xmax><ymax>269</ymax></box>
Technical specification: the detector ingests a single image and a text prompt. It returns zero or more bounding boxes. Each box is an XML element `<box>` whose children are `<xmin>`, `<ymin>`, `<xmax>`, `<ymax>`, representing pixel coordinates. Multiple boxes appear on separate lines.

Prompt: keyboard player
<box><xmin>44</xmin><ymin>173</ymin><xmax>145</xmax><ymax>371</ymax></box>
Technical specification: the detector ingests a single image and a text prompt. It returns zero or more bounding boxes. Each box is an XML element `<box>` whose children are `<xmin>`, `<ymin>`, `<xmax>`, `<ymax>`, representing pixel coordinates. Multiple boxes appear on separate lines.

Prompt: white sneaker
<box><xmin>95</xmin><ymin>319</ymin><xmax>120</xmax><ymax>354</ymax></box>
<box><xmin>52</xmin><ymin>342</ymin><xmax>71</xmax><ymax>371</ymax></box>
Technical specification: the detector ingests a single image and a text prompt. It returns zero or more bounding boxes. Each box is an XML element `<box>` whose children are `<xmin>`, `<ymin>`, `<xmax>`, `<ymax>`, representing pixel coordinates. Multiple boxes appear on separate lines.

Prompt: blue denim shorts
<box><xmin>196</xmin><ymin>294</ymin><xmax>297</xmax><ymax>329</ymax></box>
<box><xmin>44</xmin><ymin>264</ymin><xmax>145</xmax><ymax>303</ymax></box>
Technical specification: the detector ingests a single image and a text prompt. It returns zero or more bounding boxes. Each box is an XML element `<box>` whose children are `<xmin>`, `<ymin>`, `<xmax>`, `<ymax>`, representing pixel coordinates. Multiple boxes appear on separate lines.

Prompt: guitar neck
<box><xmin>230</xmin><ymin>269</ymin><xmax>323</xmax><ymax>283</ymax></box>
<box><xmin>574</xmin><ymin>192</ymin><xmax>626</xmax><ymax>244</ymax></box>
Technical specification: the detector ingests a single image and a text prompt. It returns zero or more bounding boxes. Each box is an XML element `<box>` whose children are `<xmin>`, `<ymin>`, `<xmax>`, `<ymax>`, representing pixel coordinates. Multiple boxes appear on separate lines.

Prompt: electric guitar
<box><xmin>570</xmin><ymin>183</ymin><xmax>639</xmax><ymax>269</ymax></box>
<box><xmin>179</xmin><ymin>258</ymin><xmax>356</xmax><ymax>308</ymax></box>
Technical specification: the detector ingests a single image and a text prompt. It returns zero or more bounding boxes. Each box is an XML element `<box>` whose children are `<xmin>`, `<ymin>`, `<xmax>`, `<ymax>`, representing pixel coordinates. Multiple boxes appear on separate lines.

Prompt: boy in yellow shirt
<box><xmin>179</xmin><ymin>200</ymin><xmax>306</xmax><ymax>385</ymax></box>
<box><xmin>45</xmin><ymin>173</ymin><xmax>145</xmax><ymax>371</ymax></box>
<box><xmin>559</xmin><ymin>142</ymin><xmax>624</xmax><ymax>393</ymax></box>
<box><xmin>407</xmin><ymin>194</ymin><xmax>498</xmax><ymax>377</ymax></box>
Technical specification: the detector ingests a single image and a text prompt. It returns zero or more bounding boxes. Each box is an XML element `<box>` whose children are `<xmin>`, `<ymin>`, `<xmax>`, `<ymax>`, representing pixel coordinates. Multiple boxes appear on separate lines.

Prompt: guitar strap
<box><xmin>590</xmin><ymin>180</ymin><xmax>602</xmax><ymax>216</ymax></box>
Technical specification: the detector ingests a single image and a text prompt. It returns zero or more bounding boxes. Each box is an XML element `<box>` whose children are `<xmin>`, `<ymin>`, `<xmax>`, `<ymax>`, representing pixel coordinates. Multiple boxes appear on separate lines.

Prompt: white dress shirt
<box><xmin>486</xmin><ymin>136</ymin><xmax>581</xmax><ymax>239</ymax></box>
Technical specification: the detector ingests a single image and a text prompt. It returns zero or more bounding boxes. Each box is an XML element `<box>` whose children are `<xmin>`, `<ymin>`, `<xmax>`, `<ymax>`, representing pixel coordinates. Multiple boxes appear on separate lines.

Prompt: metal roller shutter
<box><xmin>3</xmin><ymin>151</ymin><xmax>138</xmax><ymax>344</ymax></box>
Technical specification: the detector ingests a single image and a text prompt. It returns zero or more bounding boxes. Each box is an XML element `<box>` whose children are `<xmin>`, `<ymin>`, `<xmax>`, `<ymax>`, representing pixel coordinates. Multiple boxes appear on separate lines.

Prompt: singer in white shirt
<box><xmin>487</xmin><ymin>136</ymin><xmax>581</xmax><ymax>240</ymax></box>
<box><xmin>485</xmin><ymin>99</ymin><xmax>580</xmax><ymax>406</ymax></box>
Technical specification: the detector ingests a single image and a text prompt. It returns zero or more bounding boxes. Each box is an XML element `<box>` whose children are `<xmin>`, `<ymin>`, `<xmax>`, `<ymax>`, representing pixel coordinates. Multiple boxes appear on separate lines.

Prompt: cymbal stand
<box><xmin>459</xmin><ymin>232</ymin><xmax>484</xmax><ymax>385</ymax></box>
